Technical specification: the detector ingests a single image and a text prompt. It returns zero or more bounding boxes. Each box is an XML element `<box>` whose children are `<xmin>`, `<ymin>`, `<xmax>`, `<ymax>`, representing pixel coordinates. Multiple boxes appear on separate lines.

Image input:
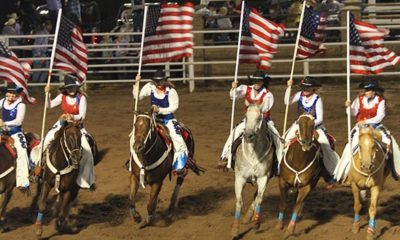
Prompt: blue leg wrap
<box><xmin>354</xmin><ymin>214</ymin><xmax>360</xmax><ymax>222</ymax></box>
<box><xmin>255</xmin><ymin>205</ymin><xmax>261</xmax><ymax>214</ymax></box>
<box><xmin>235</xmin><ymin>211</ymin><xmax>241</xmax><ymax>220</ymax></box>
<box><xmin>291</xmin><ymin>213</ymin><xmax>298</xmax><ymax>222</ymax></box>
<box><xmin>369</xmin><ymin>218</ymin><xmax>376</xmax><ymax>228</ymax></box>
<box><xmin>37</xmin><ymin>212</ymin><xmax>43</xmax><ymax>222</ymax></box>
<box><xmin>173</xmin><ymin>152</ymin><xmax>188</xmax><ymax>171</ymax></box>
<box><xmin>130</xmin><ymin>207</ymin><xmax>136</xmax><ymax>215</ymax></box>
<box><xmin>278</xmin><ymin>212</ymin><xmax>284</xmax><ymax>221</ymax></box>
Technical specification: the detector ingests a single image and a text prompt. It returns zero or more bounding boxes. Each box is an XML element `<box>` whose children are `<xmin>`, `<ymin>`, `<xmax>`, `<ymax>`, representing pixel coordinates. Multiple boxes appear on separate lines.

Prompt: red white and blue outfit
<box><xmin>220</xmin><ymin>84</ymin><xmax>282</xmax><ymax>162</ymax></box>
<box><xmin>136</xmin><ymin>82</ymin><xmax>188</xmax><ymax>172</ymax></box>
<box><xmin>0</xmin><ymin>97</ymin><xmax>30</xmax><ymax>188</ymax></box>
<box><xmin>284</xmin><ymin>89</ymin><xmax>339</xmax><ymax>175</ymax></box>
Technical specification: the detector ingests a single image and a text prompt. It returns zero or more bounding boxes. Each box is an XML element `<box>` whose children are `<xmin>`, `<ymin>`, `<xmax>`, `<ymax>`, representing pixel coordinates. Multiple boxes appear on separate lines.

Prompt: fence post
<box><xmin>188</xmin><ymin>55</ymin><xmax>195</xmax><ymax>93</ymax></box>
<box><xmin>303</xmin><ymin>59</ymin><xmax>309</xmax><ymax>76</ymax></box>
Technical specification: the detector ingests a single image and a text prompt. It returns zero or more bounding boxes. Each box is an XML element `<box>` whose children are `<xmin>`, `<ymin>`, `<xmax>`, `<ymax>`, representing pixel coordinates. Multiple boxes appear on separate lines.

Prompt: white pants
<box><xmin>12</xmin><ymin>132</ymin><xmax>30</xmax><ymax>188</ymax></box>
<box><xmin>220</xmin><ymin>120</ymin><xmax>283</xmax><ymax>163</ymax></box>
<box><xmin>42</xmin><ymin>121</ymin><xmax>95</xmax><ymax>189</ymax></box>
<box><xmin>334</xmin><ymin>126</ymin><xmax>400</xmax><ymax>182</ymax></box>
<box><xmin>164</xmin><ymin>119</ymin><xmax>188</xmax><ymax>168</ymax></box>
<box><xmin>283</xmin><ymin>122</ymin><xmax>339</xmax><ymax>175</ymax></box>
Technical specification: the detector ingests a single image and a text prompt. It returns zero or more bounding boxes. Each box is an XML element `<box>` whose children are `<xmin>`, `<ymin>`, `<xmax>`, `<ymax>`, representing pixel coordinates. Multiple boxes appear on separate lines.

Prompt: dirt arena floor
<box><xmin>1</xmin><ymin>80</ymin><xmax>400</xmax><ymax>240</ymax></box>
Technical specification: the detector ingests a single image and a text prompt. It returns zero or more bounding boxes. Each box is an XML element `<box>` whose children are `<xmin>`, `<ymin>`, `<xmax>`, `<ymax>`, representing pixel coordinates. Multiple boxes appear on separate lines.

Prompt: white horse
<box><xmin>231</xmin><ymin>104</ymin><xmax>274</xmax><ymax>238</ymax></box>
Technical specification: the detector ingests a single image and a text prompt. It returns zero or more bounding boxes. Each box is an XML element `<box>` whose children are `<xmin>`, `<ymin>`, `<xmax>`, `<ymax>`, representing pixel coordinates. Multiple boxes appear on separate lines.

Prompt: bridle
<box><xmin>60</xmin><ymin>130</ymin><xmax>82</xmax><ymax>167</ymax></box>
<box><xmin>243</xmin><ymin>107</ymin><xmax>263</xmax><ymax>139</ymax></box>
<box><xmin>135</xmin><ymin>114</ymin><xmax>158</xmax><ymax>155</ymax></box>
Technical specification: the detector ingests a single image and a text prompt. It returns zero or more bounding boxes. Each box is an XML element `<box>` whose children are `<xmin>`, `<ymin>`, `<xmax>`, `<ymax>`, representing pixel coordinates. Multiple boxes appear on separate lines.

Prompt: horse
<box><xmin>34</xmin><ymin>121</ymin><xmax>98</xmax><ymax>237</ymax></box>
<box><xmin>275</xmin><ymin>114</ymin><xmax>323</xmax><ymax>237</ymax></box>
<box><xmin>349</xmin><ymin>125</ymin><xmax>389</xmax><ymax>240</ymax></box>
<box><xmin>231</xmin><ymin>104</ymin><xmax>274</xmax><ymax>239</ymax></box>
<box><xmin>129</xmin><ymin>110</ymin><xmax>202</xmax><ymax>229</ymax></box>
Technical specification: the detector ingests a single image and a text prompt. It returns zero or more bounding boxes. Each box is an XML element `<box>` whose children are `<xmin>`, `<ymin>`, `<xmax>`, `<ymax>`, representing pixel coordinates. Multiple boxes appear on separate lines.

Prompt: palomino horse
<box><xmin>129</xmin><ymin>111</ymin><xmax>202</xmax><ymax>229</ymax></box>
<box><xmin>231</xmin><ymin>104</ymin><xmax>274</xmax><ymax>239</ymax></box>
<box><xmin>34</xmin><ymin>121</ymin><xmax>98</xmax><ymax>237</ymax></box>
<box><xmin>276</xmin><ymin>114</ymin><xmax>323</xmax><ymax>237</ymax></box>
<box><xmin>349</xmin><ymin>125</ymin><xmax>389</xmax><ymax>240</ymax></box>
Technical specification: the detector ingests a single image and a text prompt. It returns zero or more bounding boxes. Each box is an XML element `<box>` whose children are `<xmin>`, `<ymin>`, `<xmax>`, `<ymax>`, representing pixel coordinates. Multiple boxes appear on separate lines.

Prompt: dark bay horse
<box><xmin>34</xmin><ymin>121</ymin><xmax>98</xmax><ymax>237</ymax></box>
<box><xmin>276</xmin><ymin>114</ymin><xmax>323</xmax><ymax>237</ymax></box>
<box><xmin>129</xmin><ymin>111</ymin><xmax>202</xmax><ymax>229</ymax></box>
<box><xmin>349</xmin><ymin>125</ymin><xmax>389</xmax><ymax>240</ymax></box>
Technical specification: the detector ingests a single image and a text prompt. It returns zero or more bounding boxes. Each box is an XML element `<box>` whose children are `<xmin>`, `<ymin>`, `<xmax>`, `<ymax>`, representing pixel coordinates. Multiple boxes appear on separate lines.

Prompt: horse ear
<box><xmin>148</xmin><ymin>106</ymin><xmax>154</xmax><ymax>115</ymax></box>
<box><xmin>373</xmin><ymin>129</ymin><xmax>383</xmax><ymax>141</ymax></box>
<box><xmin>313</xmin><ymin>130</ymin><xmax>319</xmax><ymax>140</ymax></box>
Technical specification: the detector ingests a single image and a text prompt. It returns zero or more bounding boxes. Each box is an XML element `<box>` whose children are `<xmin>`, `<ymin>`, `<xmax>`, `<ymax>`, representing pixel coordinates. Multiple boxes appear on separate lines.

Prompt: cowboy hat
<box><xmin>359</xmin><ymin>79</ymin><xmax>384</xmax><ymax>92</ymax></box>
<box><xmin>248</xmin><ymin>70</ymin><xmax>271</xmax><ymax>88</ymax></box>
<box><xmin>151</xmin><ymin>69</ymin><xmax>169</xmax><ymax>83</ymax></box>
<box><xmin>299</xmin><ymin>76</ymin><xmax>321</xmax><ymax>89</ymax></box>
<box><xmin>6</xmin><ymin>83</ymin><xmax>23</xmax><ymax>94</ymax></box>
<box><xmin>59</xmin><ymin>75</ymin><xmax>80</xmax><ymax>90</ymax></box>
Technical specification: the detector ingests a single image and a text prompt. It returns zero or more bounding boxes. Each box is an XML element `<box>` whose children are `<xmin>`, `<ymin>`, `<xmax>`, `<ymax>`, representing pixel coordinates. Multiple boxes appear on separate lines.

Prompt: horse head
<box><xmin>358</xmin><ymin>125</ymin><xmax>382</xmax><ymax>173</ymax></box>
<box><xmin>61</xmin><ymin>121</ymin><xmax>83</xmax><ymax>166</ymax></box>
<box><xmin>243</xmin><ymin>104</ymin><xmax>264</xmax><ymax>142</ymax></box>
<box><xmin>296</xmin><ymin>114</ymin><xmax>317</xmax><ymax>151</ymax></box>
<box><xmin>133</xmin><ymin>110</ymin><xmax>155</xmax><ymax>154</ymax></box>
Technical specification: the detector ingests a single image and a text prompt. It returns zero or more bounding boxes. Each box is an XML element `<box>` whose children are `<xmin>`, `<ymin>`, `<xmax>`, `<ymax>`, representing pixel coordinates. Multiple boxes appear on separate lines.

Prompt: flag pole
<box><xmin>346</xmin><ymin>11</ymin><xmax>352</xmax><ymax>149</ymax></box>
<box><xmin>38</xmin><ymin>9</ymin><xmax>62</xmax><ymax>166</ymax></box>
<box><xmin>282</xmin><ymin>0</ymin><xmax>306</xmax><ymax>135</ymax></box>
<box><xmin>227</xmin><ymin>0</ymin><xmax>246</xmax><ymax>169</ymax></box>
<box><xmin>133</xmin><ymin>5</ymin><xmax>149</xmax><ymax>118</ymax></box>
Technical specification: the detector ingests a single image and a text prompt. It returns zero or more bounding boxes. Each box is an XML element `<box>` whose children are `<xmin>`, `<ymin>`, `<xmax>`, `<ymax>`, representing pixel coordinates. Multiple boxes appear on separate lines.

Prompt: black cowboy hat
<box><xmin>248</xmin><ymin>70</ymin><xmax>271</xmax><ymax>88</ymax></box>
<box><xmin>151</xmin><ymin>69</ymin><xmax>169</xmax><ymax>83</ymax></box>
<box><xmin>5</xmin><ymin>83</ymin><xmax>23</xmax><ymax>94</ymax></box>
<box><xmin>359</xmin><ymin>79</ymin><xmax>384</xmax><ymax>92</ymax></box>
<box><xmin>299</xmin><ymin>76</ymin><xmax>321</xmax><ymax>89</ymax></box>
<box><xmin>59</xmin><ymin>75</ymin><xmax>80</xmax><ymax>90</ymax></box>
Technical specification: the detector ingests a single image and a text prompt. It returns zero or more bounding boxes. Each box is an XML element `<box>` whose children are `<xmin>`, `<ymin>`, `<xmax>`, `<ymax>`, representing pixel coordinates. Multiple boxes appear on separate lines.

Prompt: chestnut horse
<box><xmin>349</xmin><ymin>125</ymin><xmax>389</xmax><ymax>240</ymax></box>
<box><xmin>129</xmin><ymin>111</ymin><xmax>202</xmax><ymax>229</ymax></box>
<box><xmin>276</xmin><ymin>114</ymin><xmax>323</xmax><ymax>237</ymax></box>
<box><xmin>34</xmin><ymin>121</ymin><xmax>98</xmax><ymax>237</ymax></box>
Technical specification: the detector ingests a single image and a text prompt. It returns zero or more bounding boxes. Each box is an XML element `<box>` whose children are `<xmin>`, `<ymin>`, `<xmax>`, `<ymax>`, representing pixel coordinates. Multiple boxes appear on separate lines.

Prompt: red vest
<box><xmin>245</xmin><ymin>86</ymin><xmax>270</xmax><ymax>119</ymax></box>
<box><xmin>356</xmin><ymin>95</ymin><xmax>384</xmax><ymax>123</ymax></box>
<box><xmin>61</xmin><ymin>94</ymin><xmax>81</xmax><ymax>115</ymax></box>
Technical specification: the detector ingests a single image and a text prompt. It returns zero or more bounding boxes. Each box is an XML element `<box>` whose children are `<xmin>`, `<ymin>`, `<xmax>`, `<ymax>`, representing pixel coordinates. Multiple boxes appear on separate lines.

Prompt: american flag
<box><xmin>239</xmin><ymin>5</ymin><xmax>285</xmax><ymax>70</ymax></box>
<box><xmin>297</xmin><ymin>6</ymin><xmax>327</xmax><ymax>59</ymax></box>
<box><xmin>142</xmin><ymin>3</ymin><xmax>194</xmax><ymax>64</ymax></box>
<box><xmin>0</xmin><ymin>40</ymin><xmax>36</xmax><ymax>104</ymax></box>
<box><xmin>350</xmin><ymin>14</ymin><xmax>400</xmax><ymax>74</ymax></box>
<box><xmin>54</xmin><ymin>15</ymin><xmax>88</xmax><ymax>82</ymax></box>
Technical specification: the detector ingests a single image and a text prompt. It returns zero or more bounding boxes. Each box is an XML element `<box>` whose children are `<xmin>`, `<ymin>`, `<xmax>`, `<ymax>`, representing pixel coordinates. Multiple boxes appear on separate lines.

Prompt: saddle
<box><xmin>0</xmin><ymin>134</ymin><xmax>17</xmax><ymax>159</ymax></box>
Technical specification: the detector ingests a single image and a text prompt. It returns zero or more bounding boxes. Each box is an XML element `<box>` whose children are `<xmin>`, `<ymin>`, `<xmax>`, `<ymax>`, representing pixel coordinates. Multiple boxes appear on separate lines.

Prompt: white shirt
<box><xmin>48</xmin><ymin>94</ymin><xmax>87</xmax><ymax>121</ymax></box>
<box><xmin>138</xmin><ymin>82</ymin><xmax>179</xmax><ymax>115</ymax></box>
<box><xmin>350</xmin><ymin>95</ymin><xmax>385</xmax><ymax>124</ymax></box>
<box><xmin>230</xmin><ymin>84</ymin><xmax>274</xmax><ymax>114</ymax></box>
<box><xmin>284</xmin><ymin>89</ymin><xmax>323</xmax><ymax>126</ymax></box>
<box><xmin>0</xmin><ymin>97</ymin><xmax>25</xmax><ymax>128</ymax></box>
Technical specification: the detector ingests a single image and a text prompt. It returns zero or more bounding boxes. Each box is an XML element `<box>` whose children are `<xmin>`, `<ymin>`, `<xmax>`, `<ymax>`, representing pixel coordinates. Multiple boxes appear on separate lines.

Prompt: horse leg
<box><xmin>34</xmin><ymin>182</ymin><xmax>51</xmax><ymax>238</ymax></box>
<box><xmin>139</xmin><ymin>183</ymin><xmax>163</xmax><ymax>229</ymax></box>
<box><xmin>251</xmin><ymin>175</ymin><xmax>268</xmax><ymax>231</ymax></box>
<box><xmin>129</xmin><ymin>174</ymin><xmax>142</xmax><ymax>223</ymax></box>
<box><xmin>286</xmin><ymin>184</ymin><xmax>312</xmax><ymax>237</ymax></box>
<box><xmin>56</xmin><ymin>186</ymin><xmax>79</xmax><ymax>234</ymax></box>
<box><xmin>232</xmin><ymin>175</ymin><xmax>246</xmax><ymax>239</ymax></box>
<box><xmin>275</xmin><ymin>178</ymin><xmax>289</xmax><ymax>230</ymax></box>
<box><xmin>0</xmin><ymin>188</ymin><xmax>13</xmax><ymax>232</ymax></box>
<box><xmin>366</xmin><ymin>185</ymin><xmax>380</xmax><ymax>240</ymax></box>
<box><xmin>351</xmin><ymin>182</ymin><xmax>362</xmax><ymax>234</ymax></box>
<box><xmin>168</xmin><ymin>175</ymin><xmax>184</xmax><ymax>216</ymax></box>
<box><xmin>243</xmin><ymin>190</ymin><xmax>257</xmax><ymax>224</ymax></box>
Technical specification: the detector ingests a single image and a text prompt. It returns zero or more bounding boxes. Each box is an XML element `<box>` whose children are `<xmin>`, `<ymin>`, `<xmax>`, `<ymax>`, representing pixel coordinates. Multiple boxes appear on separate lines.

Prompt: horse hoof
<box><xmin>366</xmin><ymin>227</ymin><xmax>376</xmax><ymax>240</ymax></box>
<box><xmin>275</xmin><ymin>220</ymin><xmax>284</xmax><ymax>230</ymax></box>
<box><xmin>139</xmin><ymin>221</ymin><xmax>151</xmax><ymax>229</ymax></box>
<box><xmin>352</xmin><ymin>222</ymin><xmax>360</xmax><ymax>234</ymax></box>
<box><xmin>252</xmin><ymin>221</ymin><xmax>261</xmax><ymax>231</ymax></box>
<box><xmin>231</xmin><ymin>221</ymin><xmax>240</xmax><ymax>238</ymax></box>
<box><xmin>34</xmin><ymin>223</ymin><xmax>43</xmax><ymax>237</ymax></box>
<box><xmin>285</xmin><ymin>221</ymin><xmax>296</xmax><ymax>236</ymax></box>
<box><xmin>132</xmin><ymin>212</ymin><xmax>142</xmax><ymax>224</ymax></box>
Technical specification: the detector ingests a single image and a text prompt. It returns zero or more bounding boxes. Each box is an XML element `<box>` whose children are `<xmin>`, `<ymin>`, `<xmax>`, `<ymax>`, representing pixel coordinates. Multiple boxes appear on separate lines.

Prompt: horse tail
<box><xmin>186</xmin><ymin>158</ymin><xmax>206</xmax><ymax>176</ymax></box>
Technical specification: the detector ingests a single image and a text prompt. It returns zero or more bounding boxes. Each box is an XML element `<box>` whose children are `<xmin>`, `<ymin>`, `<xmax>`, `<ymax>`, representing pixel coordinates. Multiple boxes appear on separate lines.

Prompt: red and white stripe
<box><xmin>351</xmin><ymin>20</ymin><xmax>400</xmax><ymax>75</ymax></box>
<box><xmin>142</xmin><ymin>3</ymin><xmax>194</xmax><ymax>64</ymax></box>
<box><xmin>297</xmin><ymin>16</ymin><xmax>327</xmax><ymax>59</ymax></box>
<box><xmin>240</xmin><ymin>9</ymin><xmax>285</xmax><ymax>70</ymax></box>
<box><xmin>54</xmin><ymin>27</ymin><xmax>88</xmax><ymax>82</ymax></box>
<box><xmin>0</xmin><ymin>52</ymin><xmax>36</xmax><ymax>104</ymax></box>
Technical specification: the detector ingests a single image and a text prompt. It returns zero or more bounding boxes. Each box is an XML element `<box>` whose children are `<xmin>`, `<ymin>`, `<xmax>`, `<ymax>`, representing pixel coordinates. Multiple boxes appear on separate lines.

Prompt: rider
<box><xmin>334</xmin><ymin>79</ymin><xmax>400</xmax><ymax>181</ymax></box>
<box><xmin>284</xmin><ymin>77</ymin><xmax>339</xmax><ymax>178</ymax></box>
<box><xmin>0</xmin><ymin>83</ymin><xmax>30</xmax><ymax>191</ymax></box>
<box><xmin>135</xmin><ymin>69</ymin><xmax>188</xmax><ymax>175</ymax></box>
<box><xmin>43</xmin><ymin>74</ymin><xmax>95</xmax><ymax>189</ymax></box>
<box><xmin>219</xmin><ymin>70</ymin><xmax>282</xmax><ymax>168</ymax></box>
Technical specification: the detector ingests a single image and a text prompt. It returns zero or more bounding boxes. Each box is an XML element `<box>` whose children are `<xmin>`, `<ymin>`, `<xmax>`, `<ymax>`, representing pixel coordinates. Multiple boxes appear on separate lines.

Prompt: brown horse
<box><xmin>276</xmin><ymin>114</ymin><xmax>323</xmax><ymax>237</ymax></box>
<box><xmin>34</xmin><ymin>121</ymin><xmax>98</xmax><ymax>237</ymax></box>
<box><xmin>349</xmin><ymin>125</ymin><xmax>389</xmax><ymax>240</ymax></box>
<box><xmin>129</xmin><ymin>111</ymin><xmax>202</xmax><ymax>229</ymax></box>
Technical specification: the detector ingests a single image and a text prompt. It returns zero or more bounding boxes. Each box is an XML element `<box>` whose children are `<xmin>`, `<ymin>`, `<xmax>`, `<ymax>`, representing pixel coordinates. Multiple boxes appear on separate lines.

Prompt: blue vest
<box><xmin>150</xmin><ymin>88</ymin><xmax>174</xmax><ymax>120</ymax></box>
<box><xmin>2</xmin><ymin>100</ymin><xmax>22</xmax><ymax>135</ymax></box>
<box><xmin>297</xmin><ymin>94</ymin><xmax>320</xmax><ymax>119</ymax></box>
